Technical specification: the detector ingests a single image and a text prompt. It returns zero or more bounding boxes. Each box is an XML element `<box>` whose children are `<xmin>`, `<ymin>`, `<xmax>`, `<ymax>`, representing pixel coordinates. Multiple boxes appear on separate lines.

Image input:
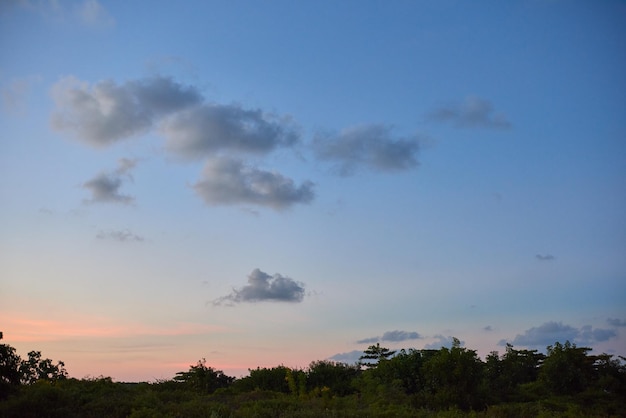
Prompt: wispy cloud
<box><xmin>428</xmin><ymin>96</ymin><xmax>511</xmax><ymax>129</ymax></box>
<box><xmin>193</xmin><ymin>157</ymin><xmax>314</xmax><ymax>210</ymax></box>
<box><xmin>76</xmin><ymin>0</ymin><xmax>115</xmax><ymax>28</ymax></box>
<box><xmin>357</xmin><ymin>330</ymin><xmax>421</xmax><ymax>344</ymax></box>
<box><xmin>499</xmin><ymin>321</ymin><xmax>617</xmax><ymax>348</ymax></box>
<box><xmin>536</xmin><ymin>254</ymin><xmax>556</xmax><ymax>261</ymax></box>
<box><xmin>607</xmin><ymin>318</ymin><xmax>626</xmax><ymax>327</ymax></box>
<box><xmin>1</xmin><ymin>75</ymin><xmax>42</xmax><ymax>113</ymax></box>
<box><xmin>1</xmin><ymin>0</ymin><xmax>115</xmax><ymax>28</ymax></box>
<box><xmin>213</xmin><ymin>268</ymin><xmax>306</xmax><ymax>305</ymax></box>
<box><xmin>51</xmin><ymin>76</ymin><xmax>202</xmax><ymax>146</ymax></box>
<box><xmin>162</xmin><ymin>104</ymin><xmax>299</xmax><ymax>158</ymax></box>
<box><xmin>313</xmin><ymin>124</ymin><xmax>421</xmax><ymax>176</ymax></box>
<box><xmin>96</xmin><ymin>229</ymin><xmax>144</xmax><ymax>242</ymax></box>
<box><xmin>3</xmin><ymin>316</ymin><xmax>219</xmax><ymax>342</ymax></box>
<box><xmin>83</xmin><ymin>158</ymin><xmax>137</xmax><ymax>204</ymax></box>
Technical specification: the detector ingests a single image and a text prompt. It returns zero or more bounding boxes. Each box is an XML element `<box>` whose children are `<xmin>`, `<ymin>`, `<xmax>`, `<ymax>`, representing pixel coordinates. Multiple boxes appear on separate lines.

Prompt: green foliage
<box><xmin>173</xmin><ymin>358</ymin><xmax>234</xmax><ymax>394</ymax></box>
<box><xmin>539</xmin><ymin>341</ymin><xmax>594</xmax><ymax>395</ymax></box>
<box><xmin>0</xmin><ymin>340</ymin><xmax>625</xmax><ymax>417</ymax></box>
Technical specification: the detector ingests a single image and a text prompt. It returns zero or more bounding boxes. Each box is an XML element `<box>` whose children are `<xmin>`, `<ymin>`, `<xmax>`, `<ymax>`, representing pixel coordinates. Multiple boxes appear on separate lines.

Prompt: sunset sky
<box><xmin>1</xmin><ymin>0</ymin><xmax>625</xmax><ymax>382</ymax></box>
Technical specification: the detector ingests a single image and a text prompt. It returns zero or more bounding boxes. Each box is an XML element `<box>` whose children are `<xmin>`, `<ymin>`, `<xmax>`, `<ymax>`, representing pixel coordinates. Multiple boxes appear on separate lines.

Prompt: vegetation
<box><xmin>1</xmin><ymin>339</ymin><xmax>625</xmax><ymax>417</ymax></box>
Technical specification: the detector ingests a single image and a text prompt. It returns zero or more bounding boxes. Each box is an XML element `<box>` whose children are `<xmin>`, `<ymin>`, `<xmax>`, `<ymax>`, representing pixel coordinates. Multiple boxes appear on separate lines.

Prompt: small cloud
<box><xmin>193</xmin><ymin>157</ymin><xmax>314</xmax><ymax>210</ymax></box>
<box><xmin>51</xmin><ymin>75</ymin><xmax>202</xmax><ymax>147</ymax></box>
<box><xmin>424</xmin><ymin>335</ymin><xmax>464</xmax><ymax>350</ymax></box>
<box><xmin>536</xmin><ymin>254</ymin><xmax>555</xmax><ymax>261</ymax></box>
<box><xmin>607</xmin><ymin>318</ymin><xmax>626</xmax><ymax>327</ymax></box>
<box><xmin>213</xmin><ymin>268</ymin><xmax>306</xmax><ymax>305</ymax></box>
<box><xmin>428</xmin><ymin>97</ymin><xmax>511</xmax><ymax>130</ymax></box>
<box><xmin>381</xmin><ymin>330</ymin><xmax>421</xmax><ymax>342</ymax></box>
<box><xmin>356</xmin><ymin>336</ymin><xmax>379</xmax><ymax>344</ymax></box>
<box><xmin>499</xmin><ymin>321</ymin><xmax>617</xmax><ymax>348</ymax></box>
<box><xmin>83</xmin><ymin>158</ymin><xmax>137</xmax><ymax>204</ymax></box>
<box><xmin>162</xmin><ymin>104</ymin><xmax>299</xmax><ymax>158</ymax></box>
<box><xmin>1</xmin><ymin>75</ymin><xmax>42</xmax><ymax>113</ymax></box>
<box><xmin>483</xmin><ymin>325</ymin><xmax>493</xmax><ymax>332</ymax></box>
<box><xmin>76</xmin><ymin>0</ymin><xmax>115</xmax><ymax>28</ymax></box>
<box><xmin>96</xmin><ymin>229</ymin><xmax>144</xmax><ymax>242</ymax></box>
<box><xmin>312</xmin><ymin>124</ymin><xmax>421</xmax><ymax>176</ymax></box>
<box><xmin>327</xmin><ymin>350</ymin><xmax>363</xmax><ymax>365</ymax></box>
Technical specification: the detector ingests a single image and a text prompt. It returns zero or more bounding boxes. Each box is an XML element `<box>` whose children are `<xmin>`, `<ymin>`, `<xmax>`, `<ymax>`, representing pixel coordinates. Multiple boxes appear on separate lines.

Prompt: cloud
<box><xmin>428</xmin><ymin>97</ymin><xmax>511</xmax><ymax>129</ymax></box>
<box><xmin>483</xmin><ymin>325</ymin><xmax>493</xmax><ymax>332</ymax></box>
<box><xmin>51</xmin><ymin>75</ymin><xmax>202</xmax><ymax>146</ymax></box>
<box><xmin>96</xmin><ymin>229</ymin><xmax>144</xmax><ymax>242</ymax></box>
<box><xmin>578</xmin><ymin>325</ymin><xmax>617</xmax><ymax>344</ymax></box>
<box><xmin>193</xmin><ymin>157</ymin><xmax>314</xmax><ymax>210</ymax></box>
<box><xmin>536</xmin><ymin>254</ymin><xmax>555</xmax><ymax>261</ymax></box>
<box><xmin>2</xmin><ymin>0</ymin><xmax>114</xmax><ymax>28</ymax></box>
<box><xmin>328</xmin><ymin>350</ymin><xmax>363</xmax><ymax>365</ymax></box>
<box><xmin>607</xmin><ymin>318</ymin><xmax>626</xmax><ymax>327</ymax></box>
<box><xmin>1</xmin><ymin>75</ymin><xmax>42</xmax><ymax>113</ymax></box>
<box><xmin>499</xmin><ymin>321</ymin><xmax>618</xmax><ymax>348</ymax></box>
<box><xmin>313</xmin><ymin>124</ymin><xmax>421</xmax><ymax>175</ymax></box>
<box><xmin>162</xmin><ymin>104</ymin><xmax>299</xmax><ymax>158</ymax></box>
<box><xmin>83</xmin><ymin>158</ymin><xmax>137</xmax><ymax>204</ymax></box>
<box><xmin>357</xmin><ymin>330</ymin><xmax>422</xmax><ymax>344</ymax></box>
<box><xmin>424</xmin><ymin>335</ymin><xmax>464</xmax><ymax>350</ymax></box>
<box><xmin>76</xmin><ymin>0</ymin><xmax>114</xmax><ymax>28</ymax></box>
<box><xmin>213</xmin><ymin>268</ymin><xmax>306</xmax><ymax>305</ymax></box>
<box><xmin>356</xmin><ymin>336</ymin><xmax>380</xmax><ymax>344</ymax></box>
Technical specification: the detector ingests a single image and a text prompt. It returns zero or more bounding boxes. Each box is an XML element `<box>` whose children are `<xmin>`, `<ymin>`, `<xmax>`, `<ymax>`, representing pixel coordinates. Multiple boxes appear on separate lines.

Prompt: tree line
<box><xmin>1</xmin><ymin>338</ymin><xmax>625</xmax><ymax>417</ymax></box>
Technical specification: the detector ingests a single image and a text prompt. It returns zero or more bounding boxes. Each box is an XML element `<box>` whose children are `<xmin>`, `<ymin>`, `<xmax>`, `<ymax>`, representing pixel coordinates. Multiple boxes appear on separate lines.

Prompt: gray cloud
<box><xmin>83</xmin><ymin>158</ymin><xmax>137</xmax><ymax>204</ymax></box>
<box><xmin>578</xmin><ymin>325</ymin><xmax>617</xmax><ymax>344</ymax></box>
<box><xmin>313</xmin><ymin>124</ymin><xmax>420</xmax><ymax>176</ymax></box>
<box><xmin>607</xmin><ymin>318</ymin><xmax>626</xmax><ymax>327</ymax></box>
<box><xmin>51</xmin><ymin>75</ymin><xmax>202</xmax><ymax>146</ymax></box>
<box><xmin>213</xmin><ymin>268</ymin><xmax>306</xmax><ymax>305</ymax></box>
<box><xmin>356</xmin><ymin>336</ymin><xmax>380</xmax><ymax>344</ymax></box>
<box><xmin>424</xmin><ymin>335</ymin><xmax>464</xmax><ymax>350</ymax></box>
<box><xmin>483</xmin><ymin>325</ymin><xmax>493</xmax><ymax>332</ymax></box>
<box><xmin>429</xmin><ymin>97</ymin><xmax>511</xmax><ymax>129</ymax></box>
<box><xmin>536</xmin><ymin>254</ymin><xmax>556</xmax><ymax>261</ymax></box>
<box><xmin>162</xmin><ymin>104</ymin><xmax>299</xmax><ymax>158</ymax></box>
<box><xmin>357</xmin><ymin>330</ymin><xmax>422</xmax><ymax>344</ymax></box>
<box><xmin>499</xmin><ymin>321</ymin><xmax>617</xmax><ymax>348</ymax></box>
<box><xmin>193</xmin><ymin>157</ymin><xmax>314</xmax><ymax>210</ymax></box>
<box><xmin>96</xmin><ymin>229</ymin><xmax>144</xmax><ymax>242</ymax></box>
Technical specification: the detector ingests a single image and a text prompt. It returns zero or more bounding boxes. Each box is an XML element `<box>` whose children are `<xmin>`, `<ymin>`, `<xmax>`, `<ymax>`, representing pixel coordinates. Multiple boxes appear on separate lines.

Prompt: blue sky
<box><xmin>1</xmin><ymin>0</ymin><xmax>625</xmax><ymax>381</ymax></box>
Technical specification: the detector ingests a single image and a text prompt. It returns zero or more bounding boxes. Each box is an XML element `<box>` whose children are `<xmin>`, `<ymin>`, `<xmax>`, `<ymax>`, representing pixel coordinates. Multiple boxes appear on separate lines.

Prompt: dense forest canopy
<box><xmin>1</xmin><ymin>339</ymin><xmax>625</xmax><ymax>417</ymax></box>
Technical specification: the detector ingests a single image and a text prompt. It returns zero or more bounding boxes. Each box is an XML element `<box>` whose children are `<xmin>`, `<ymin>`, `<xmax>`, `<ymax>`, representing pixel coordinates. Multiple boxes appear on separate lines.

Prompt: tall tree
<box><xmin>359</xmin><ymin>343</ymin><xmax>396</xmax><ymax>368</ymax></box>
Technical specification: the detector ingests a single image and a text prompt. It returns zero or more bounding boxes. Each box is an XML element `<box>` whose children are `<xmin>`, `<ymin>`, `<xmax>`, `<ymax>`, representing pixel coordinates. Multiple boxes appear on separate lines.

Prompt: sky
<box><xmin>1</xmin><ymin>0</ymin><xmax>625</xmax><ymax>382</ymax></box>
